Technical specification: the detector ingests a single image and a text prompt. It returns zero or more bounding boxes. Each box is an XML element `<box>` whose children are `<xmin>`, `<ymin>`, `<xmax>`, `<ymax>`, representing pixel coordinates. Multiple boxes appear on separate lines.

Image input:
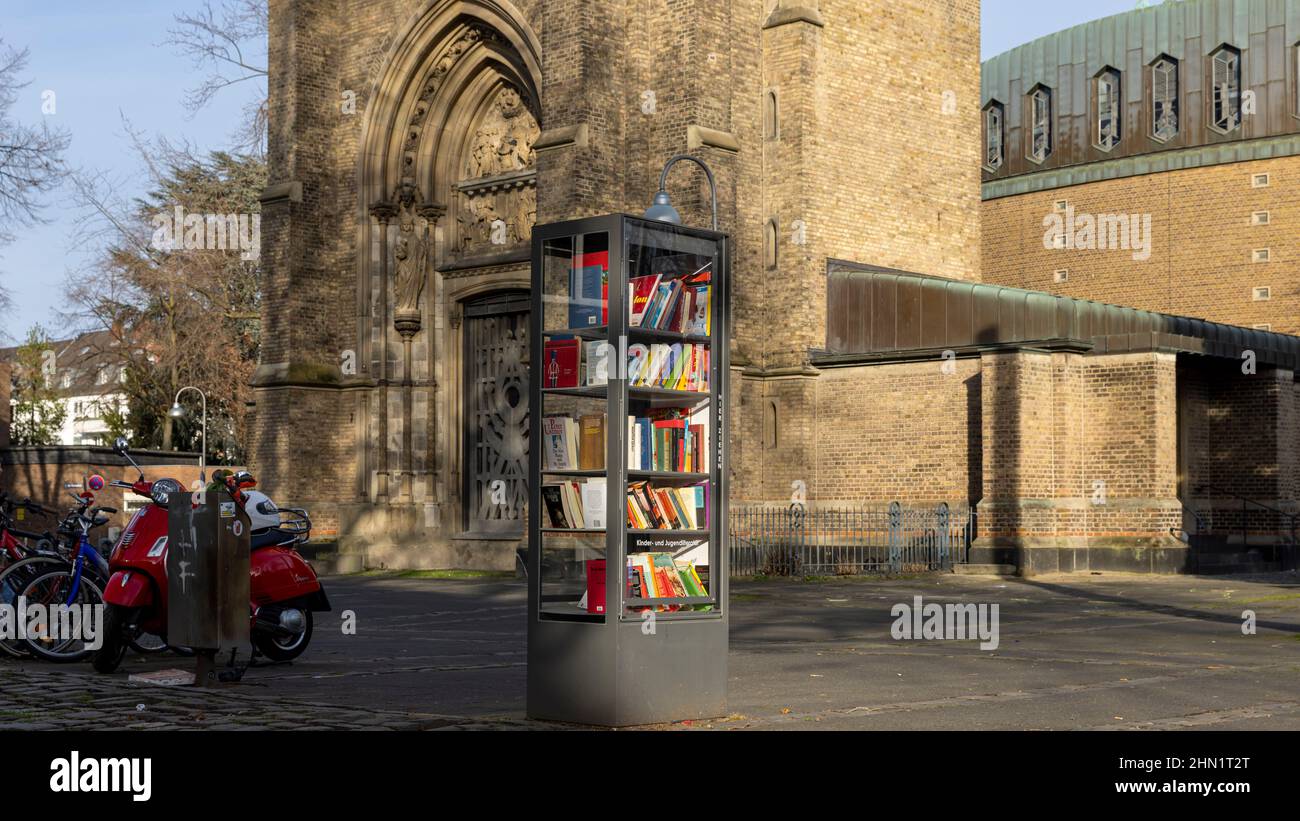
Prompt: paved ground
<box><xmin>2</xmin><ymin>570</ymin><xmax>1298</xmax><ymax>730</ymax></box>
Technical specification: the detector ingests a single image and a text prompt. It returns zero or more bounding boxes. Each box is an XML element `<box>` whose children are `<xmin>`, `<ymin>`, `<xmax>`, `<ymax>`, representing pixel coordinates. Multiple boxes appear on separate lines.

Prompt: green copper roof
<box><xmin>821</xmin><ymin>264</ymin><xmax>1300</xmax><ymax>370</ymax></box>
<box><xmin>980</xmin><ymin>0</ymin><xmax>1300</xmax><ymax>197</ymax></box>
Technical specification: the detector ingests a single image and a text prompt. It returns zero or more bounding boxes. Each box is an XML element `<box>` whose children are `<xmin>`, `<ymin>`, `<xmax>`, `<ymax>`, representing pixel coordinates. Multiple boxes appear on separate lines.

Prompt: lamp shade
<box><xmin>643</xmin><ymin>190</ymin><xmax>681</xmax><ymax>224</ymax></box>
<box><xmin>168</xmin><ymin>403</ymin><xmax>185</xmax><ymax>418</ymax></box>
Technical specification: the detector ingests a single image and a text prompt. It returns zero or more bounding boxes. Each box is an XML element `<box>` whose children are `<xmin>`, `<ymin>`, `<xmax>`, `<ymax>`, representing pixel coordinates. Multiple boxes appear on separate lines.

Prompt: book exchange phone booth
<box><xmin>527</xmin><ymin>214</ymin><xmax>730</xmax><ymax>726</ymax></box>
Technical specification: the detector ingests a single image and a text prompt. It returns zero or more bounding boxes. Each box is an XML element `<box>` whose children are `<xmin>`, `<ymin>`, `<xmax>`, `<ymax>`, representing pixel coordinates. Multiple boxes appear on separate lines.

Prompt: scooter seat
<box><xmin>251</xmin><ymin>528</ymin><xmax>298</xmax><ymax>550</ymax></box>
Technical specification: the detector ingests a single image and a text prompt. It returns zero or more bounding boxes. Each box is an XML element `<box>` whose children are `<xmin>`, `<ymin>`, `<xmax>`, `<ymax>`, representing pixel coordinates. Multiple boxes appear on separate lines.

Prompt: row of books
<box><xmin>542</xmin><ymin>478</ymin><xmax>709</xmax><ymax>531</ymax></box>
<box><xmin>541</xmin><ymin>338</ymin><xmax>709</xmax><ymax>392</ymax></box>
<box><xmin>629</xmin><ymin>270</ymin><xmax>711</xmax><ymax>335</ymax></box>
<box><xmin>541</xmin><ymin>478</ymin><xmax>606</xmax><ymax>530</ymax></box>
<box><xmin>627</xmin><ymin>553</ymin><xmax>711</xmax><ymax>612</ymax></box>
<box><xmin>542</xmin><ymin>413</ymin><xmax>606</xmax><ymax>471</ymax></box>
<box><xmin>628</xmin><ymin>342</ymin><xmax>709</xmax><ymax>391</ymax></box>
<box><xmin>628</xmin><ymin>412</ymin><xmax>708</xmax><ymax>473</ymax></box>
<box><xmin>626</xmin><ymin>481</ymin><xmax>708</xmax><ymax>531</ymax></box>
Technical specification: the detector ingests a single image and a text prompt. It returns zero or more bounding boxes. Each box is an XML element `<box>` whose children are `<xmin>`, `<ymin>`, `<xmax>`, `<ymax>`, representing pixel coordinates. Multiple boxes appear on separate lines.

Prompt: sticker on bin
<box><xmin>220</xmin><ymin>502</ymin><xmax>236</xmax><ymax>518</ymax></box>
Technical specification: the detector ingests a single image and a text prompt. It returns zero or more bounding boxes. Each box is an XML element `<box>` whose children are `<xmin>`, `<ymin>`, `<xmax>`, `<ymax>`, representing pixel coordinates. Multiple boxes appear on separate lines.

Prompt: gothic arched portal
<box><xmin>356</xmin><ymin>1</ymin><xmax>541</xmax><ymax>539</ymax></box>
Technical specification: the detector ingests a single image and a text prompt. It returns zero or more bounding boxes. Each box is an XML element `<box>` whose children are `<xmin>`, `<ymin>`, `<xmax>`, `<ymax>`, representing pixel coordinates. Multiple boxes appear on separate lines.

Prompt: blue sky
<box><xmin>1</xmin><ymin>0</ymin><xmax>264</xmax><ymax>341</ymax></box>
<box><xmin>0</xmin><ymin>0</ymin><xmax>1138</xmax><ymax>334</ymax></box>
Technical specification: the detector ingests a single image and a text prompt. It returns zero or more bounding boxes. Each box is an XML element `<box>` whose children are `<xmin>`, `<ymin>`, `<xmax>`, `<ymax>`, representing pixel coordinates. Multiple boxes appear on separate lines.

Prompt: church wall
<box><xmin>757</xmin><ymin>0</ymin><xmax>982</xmax><ymax>374</ymax></box>
<box><xmin>259</xmin><ymin>0</ymin><xmax>987</xmax><ymax>570</ymax></box>
<box><xmin>806</xmin><ymin>359</ymin><xmax>981</xmax><ymax>505</ymax></box>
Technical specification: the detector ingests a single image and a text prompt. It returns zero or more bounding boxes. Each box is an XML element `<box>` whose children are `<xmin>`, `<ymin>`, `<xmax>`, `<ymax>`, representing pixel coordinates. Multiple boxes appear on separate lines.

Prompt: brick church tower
<box><xmin>253</xmin><ymin>0</ymin><xmax>982</xmax><ymax>568</ymax></box>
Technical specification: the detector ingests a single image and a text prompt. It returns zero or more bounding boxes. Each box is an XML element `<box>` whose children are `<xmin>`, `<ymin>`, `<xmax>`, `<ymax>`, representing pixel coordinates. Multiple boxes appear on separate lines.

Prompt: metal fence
<box><xmin>729</xmin><ymin>502</ymin><xmax>976</xmax><ymax>576</ymax></box>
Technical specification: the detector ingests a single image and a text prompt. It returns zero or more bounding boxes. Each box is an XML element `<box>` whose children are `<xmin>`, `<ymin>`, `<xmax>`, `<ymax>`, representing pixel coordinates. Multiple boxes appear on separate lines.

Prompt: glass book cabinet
<box><xmin>526</xmin><ymin>214</ymin><xmax>730</xmax><ymax>726</ymax></box>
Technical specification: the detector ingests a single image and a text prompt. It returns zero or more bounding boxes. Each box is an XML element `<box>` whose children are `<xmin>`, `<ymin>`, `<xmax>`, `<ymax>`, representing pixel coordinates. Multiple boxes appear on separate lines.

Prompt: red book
<box><xmin>629</xmin><ymin>274</ymin><xmax>661</xmax><ymax>326</ymax></box>
<box><xmin>586</xmin><ymin>559</ymin><xmax>606</xmax><ymax>614</ymax></box>
<box><xmin>542</xmin><ymin>338</ymin><xmax>582</xmax><ymax>388</ymax></box>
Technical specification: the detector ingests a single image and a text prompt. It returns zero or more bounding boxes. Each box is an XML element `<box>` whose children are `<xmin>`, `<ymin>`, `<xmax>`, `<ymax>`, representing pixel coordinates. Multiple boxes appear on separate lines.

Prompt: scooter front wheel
<box><xmin>91</xmin><ymin>604</ymin><xmax>132</xmax><ymax>673</ymax></box>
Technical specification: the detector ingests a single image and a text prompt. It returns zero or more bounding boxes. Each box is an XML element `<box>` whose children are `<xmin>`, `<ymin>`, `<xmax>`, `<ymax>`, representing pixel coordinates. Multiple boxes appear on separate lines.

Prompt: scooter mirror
<box><xmin>113</xmin><ymin>437</ymin><xmax>129</xmax><ymax>456</ymax></box>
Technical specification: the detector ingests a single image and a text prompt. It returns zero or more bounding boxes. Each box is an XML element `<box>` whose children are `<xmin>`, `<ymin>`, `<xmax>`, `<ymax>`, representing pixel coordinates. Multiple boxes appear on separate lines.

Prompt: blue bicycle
<box><xmin>7</xmin><ymin>495</ymin><xmax>114</xmax><ymax>662</ymax></box>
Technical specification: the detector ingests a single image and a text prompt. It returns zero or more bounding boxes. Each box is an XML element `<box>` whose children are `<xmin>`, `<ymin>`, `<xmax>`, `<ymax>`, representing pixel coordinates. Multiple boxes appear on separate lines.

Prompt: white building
<box><xmin>3</xmin><ymin>330</ymin><xmax>130</xmax><ymax>446</ymax></box>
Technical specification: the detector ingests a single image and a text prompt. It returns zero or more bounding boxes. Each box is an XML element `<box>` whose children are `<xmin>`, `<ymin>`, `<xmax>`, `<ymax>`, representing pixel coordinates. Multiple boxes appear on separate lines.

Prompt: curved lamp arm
<box><xmin>652</xmin><ymin>154</ymin><xmax>719</xmax><ymax>232</ymax></box>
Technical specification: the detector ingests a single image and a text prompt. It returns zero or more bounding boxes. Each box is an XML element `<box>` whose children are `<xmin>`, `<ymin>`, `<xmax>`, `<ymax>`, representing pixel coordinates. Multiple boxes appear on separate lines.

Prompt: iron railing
<box><xmin>1184</xmin><ymin>485</ymin><xmax>1300</xmax><ymax>571</ymax></box>
<box><xmin>729</xmin><ymin>502</ymin><xmax>975</xmax><ymax>577</ymax></box>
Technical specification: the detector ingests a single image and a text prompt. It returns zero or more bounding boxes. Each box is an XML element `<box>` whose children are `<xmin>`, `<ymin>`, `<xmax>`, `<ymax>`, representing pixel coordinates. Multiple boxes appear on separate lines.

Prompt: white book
<box><xmin>542</xmin><ymin>416</ymin><xmax>568</xmax><ymax>470</ymax></box>
<box><xmin>581</xmin><ymin>478</ymin><xmax>607</xmax><ymax>529</ymax></box>
<box><xmin>585</xmin><ymin>340</ymin><xmax>610</xmax><ymax>386</ymax></box>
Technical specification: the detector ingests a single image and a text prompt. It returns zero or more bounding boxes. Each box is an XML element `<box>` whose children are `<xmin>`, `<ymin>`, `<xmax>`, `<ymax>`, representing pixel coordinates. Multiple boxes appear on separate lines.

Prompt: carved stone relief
<box><xmin>453</xmin><ymin>85</ymin><xmax>539</xmax><ymax>256</ymax></box>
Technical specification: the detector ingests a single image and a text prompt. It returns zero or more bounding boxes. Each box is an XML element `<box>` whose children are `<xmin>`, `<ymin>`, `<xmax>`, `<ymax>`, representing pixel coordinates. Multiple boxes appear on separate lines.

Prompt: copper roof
<box><xmin>820</xmin><ymin>264</ymin><xmax>1300</xmax><ymax>370</ymax></box>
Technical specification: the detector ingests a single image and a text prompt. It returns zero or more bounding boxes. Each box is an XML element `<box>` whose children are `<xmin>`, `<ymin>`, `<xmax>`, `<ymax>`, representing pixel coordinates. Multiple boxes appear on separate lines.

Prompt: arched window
<box><xmin>1026</xmin><ymin>85</ymin><xmax>1053</xmax><ymax>163</ymax></box>
<box><xmin>766</xmin><ymin>401</ymin><xmax>778</xmax><ymax>449</ymax></box>
<box><xmin>1094</xmin><ymin>67</ymin><xmax>1121</xmax><ymax>150</ymax></box>
<box><xmin>1209</xmin><ymin>45</ymin><xmax>1242</xmax><ymax>133</ymax></box>
<box><xmin>764</xmin><ymin>89</ymin><xmax>779</xmax><ymax>141</ymax></box>
<box><xmin>983</xmin><ymin>100</ymin><xmax>1004</xmax><ymax>170</ymax></box>
<box><xmin>1150</xmin><ymin>56</ymin><xmax>1179</xmax><ymax>141</ymax></box>
<box><xmin>764</xmin><ymin>219</ymin><xmax>778</xmax><ymax>270</ymax></box>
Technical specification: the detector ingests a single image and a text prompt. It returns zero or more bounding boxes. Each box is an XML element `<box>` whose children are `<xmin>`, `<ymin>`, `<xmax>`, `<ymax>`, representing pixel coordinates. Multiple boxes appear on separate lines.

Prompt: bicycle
<box><xmin>16</xmin><ymin>494</ymin><xmax>114</xmax><ymax>663</ymax></box>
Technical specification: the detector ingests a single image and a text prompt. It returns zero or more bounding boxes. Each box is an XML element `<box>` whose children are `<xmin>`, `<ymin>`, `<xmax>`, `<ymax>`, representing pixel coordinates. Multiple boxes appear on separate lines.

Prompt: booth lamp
<box><xmin>644</xmin><ymin>154</ymin><xmax>719</xmax><ymax>231</ymax></box>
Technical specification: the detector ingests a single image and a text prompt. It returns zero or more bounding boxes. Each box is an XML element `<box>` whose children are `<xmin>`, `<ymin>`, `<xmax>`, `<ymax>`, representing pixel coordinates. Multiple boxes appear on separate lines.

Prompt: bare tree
<box><xmin>65</xmin><ymin>130</ymin><xmax>263</xmax><ymax>460</ymax></box>
<box><xmin>0</xmin><ymin>39</ymin><xmax>70</xmax><ymax>282</ymax></box>
<box><xmin>166</xmin><ymin>0</ymin><xmax>268</xmax><ymax>157</ymax></box>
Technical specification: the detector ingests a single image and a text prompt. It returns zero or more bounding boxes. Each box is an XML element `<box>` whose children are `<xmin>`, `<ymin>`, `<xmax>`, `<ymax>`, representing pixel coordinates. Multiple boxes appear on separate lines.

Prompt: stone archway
<box><xmin>354</xmin><ymin>1</ymin><xmax>541</xmax><ymax>553</ymax></box>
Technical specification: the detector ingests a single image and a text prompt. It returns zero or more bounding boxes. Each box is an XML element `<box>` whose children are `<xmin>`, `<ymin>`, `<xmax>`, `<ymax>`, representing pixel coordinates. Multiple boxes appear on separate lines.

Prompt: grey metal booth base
<box><xmin>527</xmin><ymin>611</ymin><xmax>728</xmax><ymax>727</ymax></box>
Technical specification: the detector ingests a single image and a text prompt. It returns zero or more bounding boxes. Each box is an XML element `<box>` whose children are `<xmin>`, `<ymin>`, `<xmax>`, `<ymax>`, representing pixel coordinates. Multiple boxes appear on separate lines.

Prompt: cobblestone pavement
<box><xmin>2</xmin><ymin>570</ymin><xmax>1298</xmax><ymax>730</ymax></box>
<box><xmin>0</xmin><ymin>666</ymin><xmax>534</xmax><ymax>731</ymax></box>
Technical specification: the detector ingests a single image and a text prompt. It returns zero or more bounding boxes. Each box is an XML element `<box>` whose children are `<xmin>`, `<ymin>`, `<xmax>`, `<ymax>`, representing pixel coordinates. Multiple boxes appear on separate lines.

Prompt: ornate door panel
<box><xmin>463</xmin><ymin>291</ymin><xmax>530</xmax><ymax>534</ymax></box>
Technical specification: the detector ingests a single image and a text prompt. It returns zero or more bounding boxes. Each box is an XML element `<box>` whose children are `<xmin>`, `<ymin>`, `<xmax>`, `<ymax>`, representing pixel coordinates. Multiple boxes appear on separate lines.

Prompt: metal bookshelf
<box><xmin>526</xmin><ymin>213</ymin><xmax>730</xmax><ymax>726</ymax></box>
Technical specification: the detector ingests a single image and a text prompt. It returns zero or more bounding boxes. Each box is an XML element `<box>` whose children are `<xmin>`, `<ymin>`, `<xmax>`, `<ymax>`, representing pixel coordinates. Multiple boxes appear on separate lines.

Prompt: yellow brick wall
<box><xmin>982</xmin><ymin>155</ymin><xmax>1300</xmax><ymax>333</ymax></box>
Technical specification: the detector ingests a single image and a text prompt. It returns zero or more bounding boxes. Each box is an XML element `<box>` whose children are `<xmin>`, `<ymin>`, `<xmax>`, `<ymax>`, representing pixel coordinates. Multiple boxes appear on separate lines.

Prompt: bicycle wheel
<box><xmin>0</xmin><ymin>556</ymin><xmax>70</xmax><ymax>658</ymax></box>
<box><xmin>19</xmin><ymin>568</ymin><xmax>105</xmax><ymax>663</ymax></box>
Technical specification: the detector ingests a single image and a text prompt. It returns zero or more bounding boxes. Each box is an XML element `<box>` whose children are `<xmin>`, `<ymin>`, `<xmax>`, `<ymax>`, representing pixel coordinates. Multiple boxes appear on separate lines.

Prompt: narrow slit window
<box><xmin>1095</xmin><ymin>68</ymin><xmax>1121</xmax><ymax>149</ymax></box>
<box><xmin>1027</xmin><ymin>85</ymin><xmax>1053</xmax><ymax>162</ymax></box>
<box><xmin>1210</xmin><ymin>46</ymin><xmax>1242</xmax><ymax>133</ymax></box>
<box><xmin>764</xmin><ymin>219</ymin><xmax>778</xmax><ymax>270</ymax></box>
<box><xmin>1151</xmin><ymin>57</ymin><xmax>1179</xmax><ymax>141</ymax></box>
<box><xmin>984</xmin><ymin>101</ymin><xmax>1004</xmax><ymax>170</ymax></box>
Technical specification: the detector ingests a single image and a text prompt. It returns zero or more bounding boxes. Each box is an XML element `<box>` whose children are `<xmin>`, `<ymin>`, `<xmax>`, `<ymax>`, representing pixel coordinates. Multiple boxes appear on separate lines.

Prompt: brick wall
<box><xmin>975</xmin><ymin>350</ymin><xmax>1182</xmax><ymax>545</ymax></box>
<box><xmin>757</xmin><ymin>0</ymin><xmax>981</xmax><ymax>370</ymax></box>
<box><xmin>1180</xmin><ymin>359</ymin><xmax>1299</xmax><ymax>541</ymax></box>
<box><xmin>812</xmin><ymin>359</ymin><xmax>980</xmax><ymax>504</ymax></box>
<box><xmin>982</xmin><ymin>155</ymin><xmax>1300</xmax><ymax>333</ymax></box>
<box><xmin>0</xmin><ymin>447</ymin><xmax>208</xmax><ymax>542</ymax></box>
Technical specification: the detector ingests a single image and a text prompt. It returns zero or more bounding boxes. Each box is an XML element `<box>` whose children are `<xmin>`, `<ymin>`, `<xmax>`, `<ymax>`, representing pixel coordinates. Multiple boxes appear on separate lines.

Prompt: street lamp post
<box><xmin>169</xmin><ymin>386</ymin><xmax>208</xmax><ymax>481</ymax></box>
<box><xmin>644</xmin><ymin>153</ymin><xmax>719</xmax><ymax>231</ymax></box>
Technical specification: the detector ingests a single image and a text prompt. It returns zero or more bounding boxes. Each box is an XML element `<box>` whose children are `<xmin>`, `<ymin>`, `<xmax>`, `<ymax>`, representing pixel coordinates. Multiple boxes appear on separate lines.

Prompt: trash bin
<box><xmin>167</xmin><ymin>489</ymin><xmax>250</xmax><ymax>652</ymax></box>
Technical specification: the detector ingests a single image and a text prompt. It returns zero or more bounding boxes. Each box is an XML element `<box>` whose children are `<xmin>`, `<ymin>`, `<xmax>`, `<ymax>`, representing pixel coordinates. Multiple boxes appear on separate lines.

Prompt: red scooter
<box><xmin>92</xmin><ymin>438</ymin><xmax>330</xmax><ymax>673</ymax></box>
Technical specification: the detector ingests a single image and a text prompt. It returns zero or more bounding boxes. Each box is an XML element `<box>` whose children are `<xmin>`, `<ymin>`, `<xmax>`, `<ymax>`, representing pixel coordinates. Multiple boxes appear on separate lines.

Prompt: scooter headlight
<box><xmin>150</xmin><ymin>478</ymin><xmax>182</xmax><ymax>507</ymax></box>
